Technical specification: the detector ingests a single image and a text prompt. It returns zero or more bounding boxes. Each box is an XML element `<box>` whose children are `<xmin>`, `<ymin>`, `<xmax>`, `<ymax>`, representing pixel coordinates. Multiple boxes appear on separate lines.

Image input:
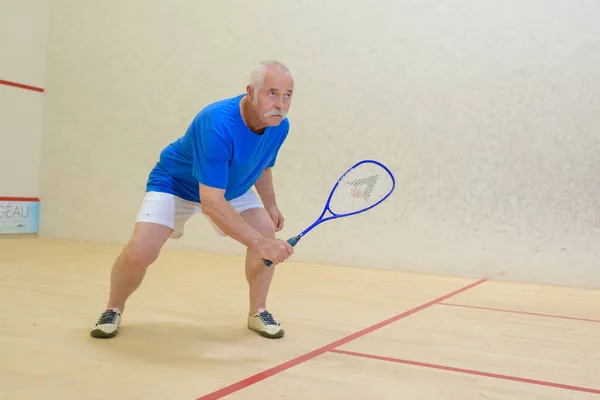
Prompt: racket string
<box><xmin>328</xmin><ymin>162</ymin><xmax>394</xmax><ymax>215</ymax></box>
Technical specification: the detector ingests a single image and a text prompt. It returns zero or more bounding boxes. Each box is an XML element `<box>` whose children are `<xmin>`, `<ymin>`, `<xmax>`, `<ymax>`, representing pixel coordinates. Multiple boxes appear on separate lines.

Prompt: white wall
<box><xmin>0</xmin><ymin>0</ymin><xmax>47</xmax><ymax>197</ymax></box>
<box><xmin>40</xmin><ymin>0</ymin><xmax>600</xmax><ymax>288</ymax></box>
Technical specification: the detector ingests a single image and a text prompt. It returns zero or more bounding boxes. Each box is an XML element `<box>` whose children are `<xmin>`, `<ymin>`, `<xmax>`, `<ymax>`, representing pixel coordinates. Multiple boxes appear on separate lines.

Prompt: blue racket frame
<box><xmin>263</xmin><ymin>159</ymin><xmax>395</xmax><ymax>266</ymax></box>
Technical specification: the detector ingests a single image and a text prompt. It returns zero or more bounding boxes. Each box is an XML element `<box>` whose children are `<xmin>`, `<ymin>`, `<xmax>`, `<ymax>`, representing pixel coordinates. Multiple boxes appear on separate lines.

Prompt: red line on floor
<box><xmin>330</xmin><ymin>349</ymin><xmax>600</xmax><ymax>395</ymax></box>
<box><xmin>0</xmin><ymin>79</ymin><xmax>44</xmax><ymax>93</ymax></box>
<box><xmin>438</xmin><ymin>302</ymin><xmax>600</xmax><ymax>323</ymax></box>
<box><xmin>196</xmin><ymin>278</ymin><xmax>488</xmax><ymax>399</ymax></box>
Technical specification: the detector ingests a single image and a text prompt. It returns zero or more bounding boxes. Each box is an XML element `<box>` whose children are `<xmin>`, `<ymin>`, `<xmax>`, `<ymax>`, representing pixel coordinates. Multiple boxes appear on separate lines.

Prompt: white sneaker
<box><xmin>248</xmin><ymin>309</ymin><xmax>285</xmax><ymax>339</ymax></box>
<box><xmin>90</xmin><ymin>308</ymin><xmax>121</xmax><ymax>338</ymax></box>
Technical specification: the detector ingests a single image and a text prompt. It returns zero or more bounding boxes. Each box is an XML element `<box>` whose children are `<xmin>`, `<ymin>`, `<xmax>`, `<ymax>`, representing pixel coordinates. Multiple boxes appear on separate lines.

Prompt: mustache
<box><xmin>264</xmin><ymin>109</ymin><xmax>287</xmax><ymax>118</ymax></box>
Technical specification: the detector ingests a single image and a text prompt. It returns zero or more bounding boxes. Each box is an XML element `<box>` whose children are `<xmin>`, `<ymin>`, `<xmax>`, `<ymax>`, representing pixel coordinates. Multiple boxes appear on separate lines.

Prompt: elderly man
<box><xmin>90</xmin><ymin>60</ymin><xmax>295</xmax><ymax>339</ymax></box>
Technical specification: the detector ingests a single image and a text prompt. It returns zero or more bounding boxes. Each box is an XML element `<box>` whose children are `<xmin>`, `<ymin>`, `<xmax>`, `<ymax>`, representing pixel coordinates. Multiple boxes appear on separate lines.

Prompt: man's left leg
<box><xmin>239</xmin><ymin>207</ymin><xmax>284</xmax><ymax>338</ymax></box>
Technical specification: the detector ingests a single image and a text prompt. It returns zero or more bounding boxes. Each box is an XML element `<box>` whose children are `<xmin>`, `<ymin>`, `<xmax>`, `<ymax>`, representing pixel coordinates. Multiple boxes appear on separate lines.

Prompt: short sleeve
<box><xmin>191</xmin><ymin>128</ymin><xmax>231</xmax><ymax>189</ymax></box>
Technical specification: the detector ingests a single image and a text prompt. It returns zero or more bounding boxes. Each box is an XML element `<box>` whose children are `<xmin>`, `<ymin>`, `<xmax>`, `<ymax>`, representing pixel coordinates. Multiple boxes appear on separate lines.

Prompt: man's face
<box><xmin>251</xmin><ymin>68</ymin><xmax>294</xmax><ymax>127</ymax></box>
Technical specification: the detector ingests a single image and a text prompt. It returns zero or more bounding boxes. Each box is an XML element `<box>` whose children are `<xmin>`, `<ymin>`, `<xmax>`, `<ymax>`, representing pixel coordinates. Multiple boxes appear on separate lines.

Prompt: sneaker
<box><xmin>90</xmin><ymin>308</ymin><xmax>121</xmax><ymax>338</ymax></box>
<box><xmin>248</xmin><ymin>309</ymin><xmax>285</xmax><ymax>339</ymax></box>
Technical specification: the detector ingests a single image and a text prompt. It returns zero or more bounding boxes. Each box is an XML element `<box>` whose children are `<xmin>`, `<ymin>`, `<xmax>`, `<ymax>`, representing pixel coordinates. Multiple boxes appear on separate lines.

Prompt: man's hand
<box><xmin>199</xmin><ymin>184</ymin><xmax>293</xmax><ymax>266</ymax></box>
<box><xmin>256</xmin><ymin>237</ymin><xmax>294</xmax><ymax>266</ymax></box>
<box><xmin>266</xmin><ymin>204</ymin><xmax>285</xmax><ymax>232</ymax></box>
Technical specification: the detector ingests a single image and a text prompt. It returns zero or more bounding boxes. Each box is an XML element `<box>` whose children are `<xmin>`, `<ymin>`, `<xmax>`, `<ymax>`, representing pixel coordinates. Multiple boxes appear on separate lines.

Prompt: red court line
<box><xmin>0</xmin><ymin>197</ymin><xmax>40</xmax><ymax>202</ymax></box>
<box><xmin>330</xmin><ymin>349</ymin><xmax>600</xmax><ymax>395</ymax></box>
<box><xmin>0</xmin><ymin>79</ymin><xmax>44</xmax><ymax>93</ymax></box>
<box><xmin>196</xmin><ymin>278</ymin><xmax>488</xmax><ymax>399</ymax></box>
<box><xmin>438</xmin><ymin>302</ymin><xmax>600</xmax><ymax>323</ymax></box>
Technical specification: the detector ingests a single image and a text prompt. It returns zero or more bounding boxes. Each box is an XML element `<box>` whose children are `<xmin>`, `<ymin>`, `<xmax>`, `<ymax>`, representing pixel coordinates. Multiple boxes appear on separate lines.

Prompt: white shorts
<box><xmin>135</xmin><ymin>189</ymin><xmax>263</xmax><ymax>239</ymax></box>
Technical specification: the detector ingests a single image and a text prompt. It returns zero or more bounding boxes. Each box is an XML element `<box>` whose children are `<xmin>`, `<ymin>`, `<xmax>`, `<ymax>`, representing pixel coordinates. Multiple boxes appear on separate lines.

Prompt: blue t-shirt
<box><xmin>145</xmin><ymin>94</ymin><xmax>289</xmax><ymax>203</ymax></box>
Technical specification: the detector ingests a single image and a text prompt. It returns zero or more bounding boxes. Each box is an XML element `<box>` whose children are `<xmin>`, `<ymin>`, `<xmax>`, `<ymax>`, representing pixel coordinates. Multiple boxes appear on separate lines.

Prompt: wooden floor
<box><xmin>2</xmin><ymin>237</ymin><xmax>600</xmax><ymax>400</ymax></box>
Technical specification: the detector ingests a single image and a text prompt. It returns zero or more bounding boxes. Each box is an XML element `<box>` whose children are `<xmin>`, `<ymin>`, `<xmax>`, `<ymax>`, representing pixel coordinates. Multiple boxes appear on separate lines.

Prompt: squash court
<box><xmin>3</xmin><ymin>1</ymin><xmax>600</xmax><ymax>399</ymax></box>
<box><xmin>2</xmin><ymin>237</ymin><xmax>599</xmax><ymax>399</ymax></box>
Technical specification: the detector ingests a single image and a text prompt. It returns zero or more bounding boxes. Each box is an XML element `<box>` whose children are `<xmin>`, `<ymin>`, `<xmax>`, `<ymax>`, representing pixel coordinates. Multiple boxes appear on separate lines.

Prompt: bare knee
<box><xmin>253</xmin><ymin>216</ymin><xmax>276</xmax><ymax>239</ymax></box>
<box><xmin>120</xmin><ymin>222</ymin><xmax>171</xmax><ymax>268</ymax></box>
<box><xmin>122</xmin><ymin>239</ymin><xmax>161</xmax><ymax>268</ymax></box>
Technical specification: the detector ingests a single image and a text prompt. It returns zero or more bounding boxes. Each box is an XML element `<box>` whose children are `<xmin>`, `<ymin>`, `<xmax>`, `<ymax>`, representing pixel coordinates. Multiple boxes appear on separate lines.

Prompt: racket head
<box><xmin>325</xmin><ymin>159</ymin><xmax>395</xmax><ymax>217</ymax></box>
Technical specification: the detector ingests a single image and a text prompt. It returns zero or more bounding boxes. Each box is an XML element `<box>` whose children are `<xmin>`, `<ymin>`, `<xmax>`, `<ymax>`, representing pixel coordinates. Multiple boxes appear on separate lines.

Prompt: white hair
<box><xmin>248</xmin><ymin>60</ymin><xmax>291</xmax><ymax>105</ymax></box>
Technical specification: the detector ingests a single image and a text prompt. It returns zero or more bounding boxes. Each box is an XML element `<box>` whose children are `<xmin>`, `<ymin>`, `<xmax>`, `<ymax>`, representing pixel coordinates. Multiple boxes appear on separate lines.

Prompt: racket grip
<box><xmin>263</xmin><ymin>235</ymin><xmax>301</xmax><ymax>267</ymax></box>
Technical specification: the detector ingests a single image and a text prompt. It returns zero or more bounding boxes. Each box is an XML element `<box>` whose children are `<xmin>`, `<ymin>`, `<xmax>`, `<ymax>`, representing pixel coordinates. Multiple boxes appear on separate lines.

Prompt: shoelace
<box><xmin>258</xmin><ymin>311</ymin><xmax>278</xmax><ymax>326</ymax></box>
<box><xmin>97</xmin><ymin>310</ymin><xmax>119</xmax><ymax>325</ymax></box>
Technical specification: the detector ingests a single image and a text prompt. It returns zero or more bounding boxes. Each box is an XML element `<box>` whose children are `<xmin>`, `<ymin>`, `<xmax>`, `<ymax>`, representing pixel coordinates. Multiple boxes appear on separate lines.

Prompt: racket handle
<box><xmin>263</xmin><ymin>235</ymin><xmax>301</xmax><ymax>267</ymax></box>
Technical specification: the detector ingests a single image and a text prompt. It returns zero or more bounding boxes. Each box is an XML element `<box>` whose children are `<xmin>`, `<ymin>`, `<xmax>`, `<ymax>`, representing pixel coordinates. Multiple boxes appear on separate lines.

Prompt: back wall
<box><xmin>40</xmin><ymin>0</ymin><xmax>600</xmax><ymax>288</ymax></box>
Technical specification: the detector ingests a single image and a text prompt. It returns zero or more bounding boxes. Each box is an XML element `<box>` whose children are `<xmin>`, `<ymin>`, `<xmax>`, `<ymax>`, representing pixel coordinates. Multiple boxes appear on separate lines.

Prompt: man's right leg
<box><xmin>90</xmin><ymin>221</ymin><xmax>173</xmax><ymax>338</ymax></box>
